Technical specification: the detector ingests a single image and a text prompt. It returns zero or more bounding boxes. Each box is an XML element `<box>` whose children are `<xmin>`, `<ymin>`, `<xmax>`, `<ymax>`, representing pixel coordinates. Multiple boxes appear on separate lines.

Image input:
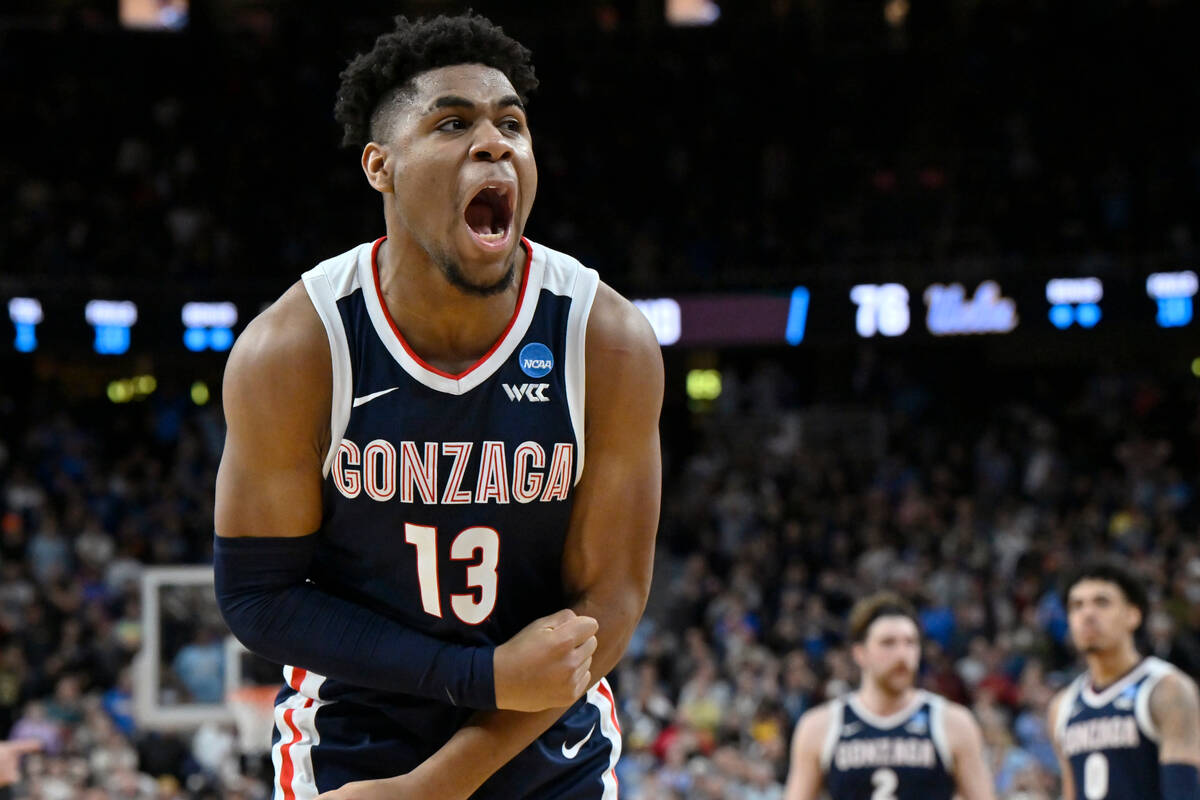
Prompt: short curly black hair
<box><xmin>1062</xmin><ymin>559</ymin><xmax>1149</xmax><ymax>621</ymax></box>
<box><xmin>334</xmin><ymin>12</ymin><xmax>538</xmax><ymax>150</ymax></box>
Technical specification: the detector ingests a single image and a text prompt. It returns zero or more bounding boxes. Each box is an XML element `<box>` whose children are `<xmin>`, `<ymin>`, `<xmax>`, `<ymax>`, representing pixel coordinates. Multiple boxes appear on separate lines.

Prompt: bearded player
<box><xmin>213</xmin><ymin>13</ymin><xmax>662</xmax><ymax>800</ymax></box>
<box><xmin>1049</xmin><ymin>561</ymin><xmax>1200</xmax><ymax>800</ymax></box>
<box><xmin>784</xmin><ymin>593</ymin><xmax>995</xmax><ymax>800</ymax></box>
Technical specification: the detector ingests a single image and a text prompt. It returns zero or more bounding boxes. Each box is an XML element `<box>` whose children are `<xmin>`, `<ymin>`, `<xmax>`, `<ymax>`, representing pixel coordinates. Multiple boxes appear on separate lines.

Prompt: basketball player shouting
<box><xmin>1049</xmin><ymin>561</ymin><xmax>1200</xmax><ymax>800</ymax></box>
<box><xmin>213</xmin><ymin>13</ymin><xmax>662</xmax><ymax>800</ymax></box>
<box><xmin>784</xmin><ymin>593</ymin><xmax>995</xmax><ymax>800</ymax></box>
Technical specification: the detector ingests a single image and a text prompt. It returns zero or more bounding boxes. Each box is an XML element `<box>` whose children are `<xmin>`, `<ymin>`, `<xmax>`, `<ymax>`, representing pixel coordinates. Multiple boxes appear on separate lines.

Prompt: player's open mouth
<box><xmin>464</xmin><ymin>184</ymin><xmax>514</xmax><ymax>250</ymax></box>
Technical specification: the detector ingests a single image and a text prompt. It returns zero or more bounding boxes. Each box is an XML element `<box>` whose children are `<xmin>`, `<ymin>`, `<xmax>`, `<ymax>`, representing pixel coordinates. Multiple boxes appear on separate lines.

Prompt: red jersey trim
<box><xmin>369</xmin><ymin>236</ymin><xmax>535</xmax><ymax>381</ymax></box>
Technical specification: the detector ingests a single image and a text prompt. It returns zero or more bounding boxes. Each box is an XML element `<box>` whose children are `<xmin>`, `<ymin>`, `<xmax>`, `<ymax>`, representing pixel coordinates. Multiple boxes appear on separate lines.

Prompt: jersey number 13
<box><xmin>405</xmin><ymin>523</ymin><xmax>499</xmax><ymax>624</ymax></box>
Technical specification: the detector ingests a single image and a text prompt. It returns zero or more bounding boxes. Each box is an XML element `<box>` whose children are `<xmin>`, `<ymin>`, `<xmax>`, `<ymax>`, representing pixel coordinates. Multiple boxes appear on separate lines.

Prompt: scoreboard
<box><xmin>3</xmin><ymin>270</ymin><xmax>1196</xmax><ymax>356</ymax></box>
<box><xmin>634</xmin><ymin>271</ymin><xmax>1196</xmax><ymax>348</ymax></box>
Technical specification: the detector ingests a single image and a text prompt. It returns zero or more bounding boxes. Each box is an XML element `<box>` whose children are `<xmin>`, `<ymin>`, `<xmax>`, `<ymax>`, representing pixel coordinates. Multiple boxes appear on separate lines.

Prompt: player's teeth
<box><xmin>478</xmin><ymin>231</ymin><xmax>505</xmax><ymax>242</ymax></box>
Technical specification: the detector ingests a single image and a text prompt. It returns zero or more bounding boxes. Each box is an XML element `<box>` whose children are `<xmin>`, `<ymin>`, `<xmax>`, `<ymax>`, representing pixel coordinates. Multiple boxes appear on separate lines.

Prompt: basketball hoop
<box><xmin>226</xmin><ymin>685</ymin><xmax>277</xmax><ymax>756</ymax></box>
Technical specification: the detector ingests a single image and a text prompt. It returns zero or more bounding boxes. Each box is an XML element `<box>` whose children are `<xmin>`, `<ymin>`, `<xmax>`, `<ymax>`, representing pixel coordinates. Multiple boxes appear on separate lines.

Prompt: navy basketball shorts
<box><xmin>271</xmin><ymin>667</ymin><xmax>622</xmax><ymax>800</ymax></box>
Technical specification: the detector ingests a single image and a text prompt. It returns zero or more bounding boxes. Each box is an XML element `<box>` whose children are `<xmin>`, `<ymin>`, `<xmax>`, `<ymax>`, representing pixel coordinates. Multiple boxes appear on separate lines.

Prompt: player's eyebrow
<box><xmin>426</xmin><ymin>94</ymin><xmax>525</xmax><ymax>113</ymax></box>
<box><xmin>429</xmin><ymin>95</ymin><xmax>476</xmax><ymax>113</ymax></box>
<box><xmin>496</xmin><ymin>94</ymin><xmax>525</xmax><ymax>112</ymax></box>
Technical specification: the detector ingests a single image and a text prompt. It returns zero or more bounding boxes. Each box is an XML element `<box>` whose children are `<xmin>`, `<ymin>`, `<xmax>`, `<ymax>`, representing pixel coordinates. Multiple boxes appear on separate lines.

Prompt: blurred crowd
<box><xmin>0</xmin><ymin>389</ymin><xmax>260</xmax><ymax>798</ymax></box>
<box><xmin>0</xmin><ymin>352</ymin><xmax>1195</xmax><ymax>798</ymax></box>
<box><xmin>612</xmin><ymin>354</ymin><xmax>1200</xmax><ymax>799</ymax></box>
<box><xmin>3</xmin><ymin>1</ymin><xmax>1200</xmax><ymax>296</ymax></box>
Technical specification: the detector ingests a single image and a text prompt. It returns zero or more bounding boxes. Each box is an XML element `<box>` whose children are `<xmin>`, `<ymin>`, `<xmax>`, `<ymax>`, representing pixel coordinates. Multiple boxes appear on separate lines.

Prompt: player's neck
<box><xmin>857</xmin><ymin>681</ymin><xmax>918</xmax><ymax>718</ymax></box>
<box><xmin>1086</xmin><ymin>642</ymin><xmax>1143</xmax><ymax>690</ymax></box>
<box><xmin>376</xmin><ymin>235</ymin><xmax>526</xmax><ymax>372</ymax></box>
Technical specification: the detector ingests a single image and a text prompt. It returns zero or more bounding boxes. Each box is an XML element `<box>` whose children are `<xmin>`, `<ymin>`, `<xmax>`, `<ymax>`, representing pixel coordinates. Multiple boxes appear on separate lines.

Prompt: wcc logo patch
<box><xmin>503</xmin><ymin>383</ymin><xmax>549</xmax><ymax>402</ymax></box>
<box><xmin>519</xmin><ymin>343</ymin><xmax>554</xmax><ymax>378</ymax></box>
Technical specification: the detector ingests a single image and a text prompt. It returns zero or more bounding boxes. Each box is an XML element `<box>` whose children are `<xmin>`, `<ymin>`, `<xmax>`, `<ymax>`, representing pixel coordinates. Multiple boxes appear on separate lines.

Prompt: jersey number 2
<box><xmin>404</xmin><ymin>523</ymin><xmax>499</xmax><ymax>624</ymax></box>
<box><xmin>871</xmin><ymin>768</ymin><xmax>898</xmax><ymax>800</ymax></box>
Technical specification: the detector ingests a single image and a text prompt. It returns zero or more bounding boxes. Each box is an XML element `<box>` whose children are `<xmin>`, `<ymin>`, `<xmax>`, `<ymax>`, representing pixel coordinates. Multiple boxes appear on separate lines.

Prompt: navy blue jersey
<box><xmin>1055</xmin><ymin>656</ymin><xmax>1179</xmax><ymax>800</ymax></box>
<box><xmin>270</xmin><ymin>238</ymin><xmax>620</xmax><ymax>800</ymax></box>
<box><xmin>821</xmin><ymin>691</ymin><xmax>957</xmax><ymax>800</ymax></box>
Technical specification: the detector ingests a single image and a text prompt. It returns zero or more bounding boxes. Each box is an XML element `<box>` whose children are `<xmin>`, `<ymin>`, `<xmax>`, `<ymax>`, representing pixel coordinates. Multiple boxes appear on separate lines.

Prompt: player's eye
<box><xmin>437</xmin><ymin>118</ymin><xmax>468</xmax><ymax>132</ymax></box>
<box><xmin>499</xmin><ymin>117</ymin><xmax>523</xmax><ymax>133</ymax></box>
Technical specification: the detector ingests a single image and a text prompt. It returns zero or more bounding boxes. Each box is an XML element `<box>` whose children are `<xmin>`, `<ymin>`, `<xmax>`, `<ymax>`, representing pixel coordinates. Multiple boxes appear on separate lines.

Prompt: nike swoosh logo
<box><xmin>352</xmin><ymin>387</ymin><xmax>399</xmax><ymax>407</ymax></box>
<box><xmin>561</xmin><ymin>723</ymin><xmax>595</xmax><ymax>759</ymax></box>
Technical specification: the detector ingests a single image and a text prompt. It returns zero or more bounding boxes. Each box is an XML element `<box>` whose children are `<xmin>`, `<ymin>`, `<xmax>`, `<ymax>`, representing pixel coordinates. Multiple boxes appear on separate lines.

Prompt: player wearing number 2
<box><xmin>784</xmin><ymin>593</ymin><xmax>995</xmax><ymax>800</ymax></box>
<box><xmin>212</xmin><ymin>12</ymin><xmax>662</xmax><ymax>800</ymax></box>
<box><xmin>1049</xmin><ymin>561</ymin><xmax>1200</xmax><ymax>800</ymax></box>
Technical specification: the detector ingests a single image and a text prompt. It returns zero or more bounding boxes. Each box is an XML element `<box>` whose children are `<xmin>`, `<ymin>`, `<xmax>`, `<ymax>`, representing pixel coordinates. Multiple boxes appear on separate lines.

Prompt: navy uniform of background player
<box><xmin>1049</xmin><ymin>561</ymin><xmax>1200</xmax><ymax>800</ymax></box>
<box><xmin>785</xmin><ymin>593</ymin><xmax>995</xmax><ymax>800</ymax></box>
<box><xmin>212</xmin><ymin>13</ymin><xmax>663</xmax><ymax>800</ymax></box>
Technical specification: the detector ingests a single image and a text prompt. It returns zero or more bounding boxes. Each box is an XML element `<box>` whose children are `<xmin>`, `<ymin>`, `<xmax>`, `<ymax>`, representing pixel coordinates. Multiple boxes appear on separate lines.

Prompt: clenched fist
<box><xmin>493</xmin><ymin>609</ymin><xmax>598</xmax><ymax>711</ymax></box>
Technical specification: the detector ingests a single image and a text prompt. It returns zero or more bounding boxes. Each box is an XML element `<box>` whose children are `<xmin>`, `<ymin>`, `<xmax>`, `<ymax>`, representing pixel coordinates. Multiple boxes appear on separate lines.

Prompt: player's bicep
<box><xmin>1153</xmin><ymin>674</ymin><xmax>1200</xmax><ymax>766</ymax></box>
<box><xmin>784</xmin><ymin>709</ymin><xmax>828</xmax><ymax>800</ymax></box>
<box><xmin>1048</xmin><ymin>692</ymin><xmax>1076</xmax><ymax>800</ymax></box>
<box><xmin>946</xmin><ymin>705</ymin><xmax>995</xmax><ymax>800</ymax></box>
<box><xmin>561</xmin><ymin>414</ymin><xmax>661</xmax><ymax>600</ymax></box>
<box><xmin>215</xmin><ymin>299</ymin><xmax>329</xmax><ymax>538</ymax></box>
<box><xmin>561</xmin><ymin>288</ymin><xmax>663</xmax><ymax>618</ymax></box>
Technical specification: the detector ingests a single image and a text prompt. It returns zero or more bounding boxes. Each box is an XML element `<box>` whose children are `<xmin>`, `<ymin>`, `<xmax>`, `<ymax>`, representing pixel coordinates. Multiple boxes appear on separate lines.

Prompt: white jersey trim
<box><xmin>554</xmin><ymin>249</ymin><xmax>599</xmax><ymax>485</ymax></box>
<box><xmin>819</xmin><ymin>698</ymin><xmax>845</xmax><ymax>772</ymax></box>
<box><xmin>1134</xmin><ymin>657</ymin><xmax>1175</xmax><ymax>743</ymax></box>
<box><xmin>927</xmin><ymin>694</ymin><xmax>955</xmax><ymax>775</ymax></box>
<box><xmin>846</xmin><ymin>690</ymin><xmax>928</xmax><ymax>730</ymax></box>
<box><xmin>358</xmin><ymin>238</ymin><xmax>545</xmax><ymax>396</ymax></box>
<box><xmin>302</xmin><ymin>245</ymin><xmax>365</xmax><ymax>478</ymax></box>
<box><xmin>1054</xmin><ymin>675</ymin><xmax>1086</xmax><ymax>745</ymax></box>
<box><xmin>1081</xmin><ymin>656</ymin><xmax>1159</xmax><ymax>708</ymax></box>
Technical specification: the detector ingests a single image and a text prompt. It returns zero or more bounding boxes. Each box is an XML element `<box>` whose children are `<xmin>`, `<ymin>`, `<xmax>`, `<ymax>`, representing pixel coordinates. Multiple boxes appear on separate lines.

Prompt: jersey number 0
<box><xmin>405</xmin><ymin>523</ymin><xmax>499</xmax><ymax>624</ymax></box>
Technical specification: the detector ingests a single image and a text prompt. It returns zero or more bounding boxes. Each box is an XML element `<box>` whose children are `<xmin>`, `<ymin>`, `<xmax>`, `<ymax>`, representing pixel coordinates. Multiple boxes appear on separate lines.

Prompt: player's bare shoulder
<box><xmin>785</xmin><ymin>701</ymin><xmax>838</xmax><ymax>800</ymax></box>
<box><xmin>938</xmin><ymin>699</ymin><xmax>996</xmax><ymax>800</ymax></box>
<box><xmin>1149</xmin><ymin>668</ymin><xmax>1200</xmax><ymax>744</ymax></box>
<box><xmin>1150</xmin><ymin>668</ymin><xmax>1200</xmax><ymax>715</ymax></box>
<box><xmin>940</xmin><ymin>699</ymin><xmax>981</xmax><ymax>734</ymax></box>
<box><xmin>938</xmin><ymin>698</ymin><xmax>987</xmax><ymax>759</ymax></box>
<box><xmin>1047</xmin><ymin>685</ymin><xmax>1072</xmax><ymax>734</ymax></box>
<box><xmin>221</xmin><ymin>280</ymin><xmax>332</xmax><ymax>455</ymax></box>
<box><xmin>584</xmin><ymin>282</ymin><xmax>663</xmax><ymax>404</ymax></box>
<box><xmin>794</xmin><ymin>699</ymin><xmax>838</xmax><ymax>749</ymax></box>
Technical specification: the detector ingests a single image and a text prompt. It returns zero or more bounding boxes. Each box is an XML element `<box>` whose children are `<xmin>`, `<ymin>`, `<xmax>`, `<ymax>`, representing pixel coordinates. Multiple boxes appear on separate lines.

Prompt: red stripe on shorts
<box><xmin>596</xmin><ymin>681</ymin><xmax>622</xmax><ymax>795</ymax></box>
<box><xmin>597</xmin><ymin>681</ymin><xmax>622</xmax><ymax>734</ymax></box>
<box><xmin>279</xmin><ymin>697</ymin><xmax>315</xmax><ymax>800</ymax></box>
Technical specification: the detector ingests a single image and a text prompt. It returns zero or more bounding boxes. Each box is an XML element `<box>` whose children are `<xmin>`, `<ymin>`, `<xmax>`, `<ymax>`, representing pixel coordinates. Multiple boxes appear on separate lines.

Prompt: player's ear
<box><xmin>362</xmin><ymin>142</ymin><xmax>393</xmax><ymax>194</ymax></box>
<box><xmin>1129</xmin><ymin>604</ymin><xmax>1143</xmax><ymax>633</ymax></box>
<box><xmin>850</xmin><ymin>642</ymin><xmax>866</xmax><ymax>670</ymax></box>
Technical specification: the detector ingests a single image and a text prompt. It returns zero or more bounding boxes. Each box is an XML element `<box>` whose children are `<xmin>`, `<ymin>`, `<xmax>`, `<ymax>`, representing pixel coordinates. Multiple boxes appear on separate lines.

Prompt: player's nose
<box><xmin>469</xmin><ymin>120</ymin><xmax>514</xmax><ymax>162</ymax></box>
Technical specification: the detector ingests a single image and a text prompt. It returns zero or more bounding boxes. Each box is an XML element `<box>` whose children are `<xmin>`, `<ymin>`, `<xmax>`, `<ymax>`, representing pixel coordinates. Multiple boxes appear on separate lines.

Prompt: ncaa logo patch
<box><xmin>519</xmin><ymin>342</ymin><xmax>553</xmax><ymax>378</ymax></box>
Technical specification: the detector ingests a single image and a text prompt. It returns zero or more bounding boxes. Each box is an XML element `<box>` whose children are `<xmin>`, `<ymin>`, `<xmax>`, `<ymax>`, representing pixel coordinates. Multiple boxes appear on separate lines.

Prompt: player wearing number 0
<box><xmin>784</xmin><ymin>593</ymin><xmax>995</xmax><ymax>800</ymax></box>
<box><xmin>1048</xmin><ymin>561</ymin><xmax>1200</xmax><ymax>800</ymax></box>
<box><xmin>212</xmin><ymin>12</ymin><xmax>663</xmax><ymax>800</ymax></box>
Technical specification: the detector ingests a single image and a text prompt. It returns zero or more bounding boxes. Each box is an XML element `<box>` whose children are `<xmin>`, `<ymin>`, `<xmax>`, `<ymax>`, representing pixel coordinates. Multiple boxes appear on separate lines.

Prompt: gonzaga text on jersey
<box><xmin>331</xmin><ymin>439</ymin><xmax>575</xmax><ymax>504</ymax></box>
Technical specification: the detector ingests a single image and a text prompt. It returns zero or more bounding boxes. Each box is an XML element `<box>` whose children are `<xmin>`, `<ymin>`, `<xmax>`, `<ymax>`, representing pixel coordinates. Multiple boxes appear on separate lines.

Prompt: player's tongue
<box><xmin>464</xmin><ymin>187</ymin><xmax>510</xmax><ymax>242</ymax></box>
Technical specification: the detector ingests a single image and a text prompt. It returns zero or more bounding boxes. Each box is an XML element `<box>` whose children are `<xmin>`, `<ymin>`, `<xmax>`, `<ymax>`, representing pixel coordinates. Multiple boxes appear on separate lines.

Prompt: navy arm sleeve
<box><xmin>213</xmin><ymin>532</ymin><xmax>495</xmax><ymax>709</ymax></box>
<box><xmin>1162</xmin><ymin>764</ymin><xmax>1200</xmax><ymax>800</ymax></box>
